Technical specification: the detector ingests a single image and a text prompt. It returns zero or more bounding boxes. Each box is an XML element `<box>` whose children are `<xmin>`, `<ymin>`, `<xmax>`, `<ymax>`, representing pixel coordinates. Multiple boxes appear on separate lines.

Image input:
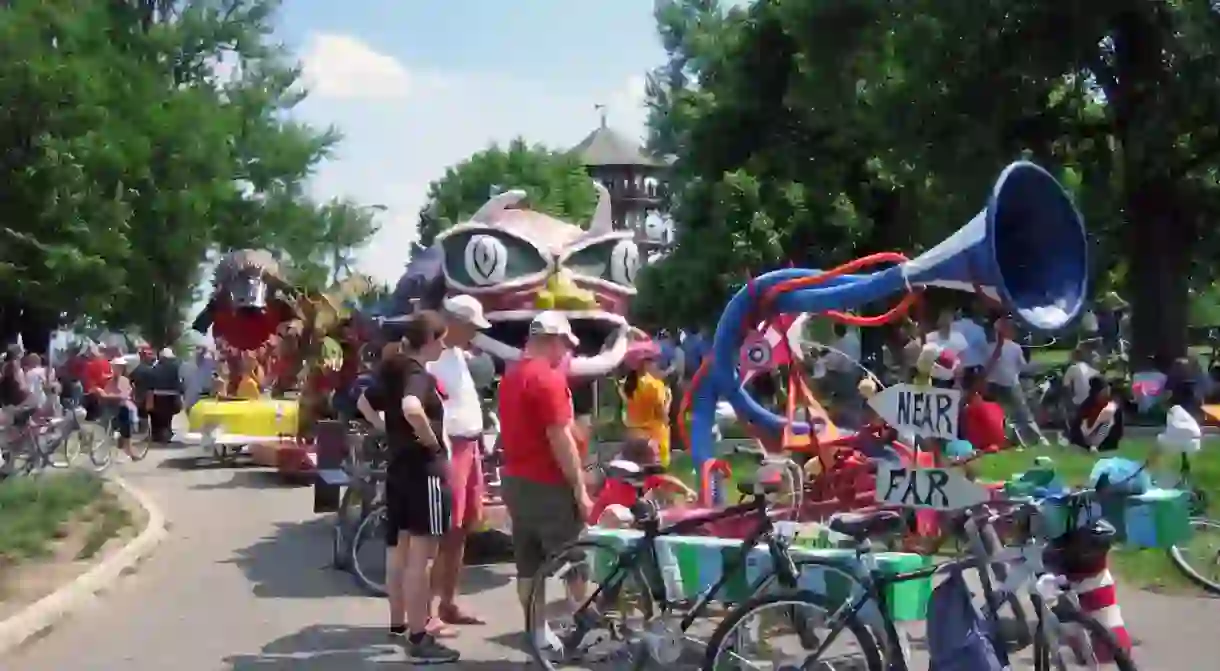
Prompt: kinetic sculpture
<box><xmin>688</xmin><ymin>161</ymin><xmax>1091</xmax><ymax>467</ymax></box>
<box><xmin>191</xmin><ymin>249</ymin><xmax>302</xmax><ymax>352</ymax></box>
<box><xmin>393</xmin><ymin>180</ymin><xmax>639</xmax><ymax>377</ymax></box>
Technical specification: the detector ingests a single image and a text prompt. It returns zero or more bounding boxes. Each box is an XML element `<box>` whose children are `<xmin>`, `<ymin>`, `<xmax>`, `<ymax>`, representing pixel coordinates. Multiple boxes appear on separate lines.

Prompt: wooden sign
<box><xmin>875</xmin><ymin>464</ymin><xmax>991</xmax><ymax>511</ymax></box>
<box><xmin>867</xmin><ymin>383</ymin><xmax>961</xmax><ymax>440</ymax></box>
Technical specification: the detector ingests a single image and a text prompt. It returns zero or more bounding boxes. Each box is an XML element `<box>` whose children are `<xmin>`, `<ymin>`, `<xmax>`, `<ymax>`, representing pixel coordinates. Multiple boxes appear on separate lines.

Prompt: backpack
<box><xmin>926</xmin><ymin>568</ymin><xmax>1009</xmax><ymax>671</ymax></box>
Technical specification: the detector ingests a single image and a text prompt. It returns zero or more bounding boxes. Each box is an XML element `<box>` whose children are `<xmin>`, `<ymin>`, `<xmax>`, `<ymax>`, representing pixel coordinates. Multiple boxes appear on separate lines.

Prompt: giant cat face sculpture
<box><xmin>432</xmin><ymin>181</ymin><xmax>638</xmax><ymax>376</ymax></box>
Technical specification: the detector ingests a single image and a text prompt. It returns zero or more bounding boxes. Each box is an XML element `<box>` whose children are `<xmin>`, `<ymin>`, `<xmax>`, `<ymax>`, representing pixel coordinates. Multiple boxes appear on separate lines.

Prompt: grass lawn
<box><xmin>662</xmin><ymin>436</ymin><xmax>1218</xmax><ymax>592</ymax></box>
<box><xmin>0</xmin><ymin>471</ymin><xmax>132</xmax><ymax>566</ymax></box>
<box><xmin>1029</xmin><ymin>343</ymin><xmax>1212</xmax><ymax>367</ymax></box>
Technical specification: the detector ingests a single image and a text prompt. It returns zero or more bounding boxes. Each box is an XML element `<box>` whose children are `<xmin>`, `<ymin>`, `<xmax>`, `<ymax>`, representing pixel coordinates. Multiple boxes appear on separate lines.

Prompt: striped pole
<box><xmin>1065</xmin><ymin>562</ymin><xmax>1132</xmax><ymax>664</ymax></box>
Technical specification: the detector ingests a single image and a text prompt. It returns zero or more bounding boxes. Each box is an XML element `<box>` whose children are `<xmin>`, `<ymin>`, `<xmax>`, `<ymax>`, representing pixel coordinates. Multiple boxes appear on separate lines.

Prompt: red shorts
<box><xmin>448</xmin><ymin>438</ymin><xmax>485</xmax><ymax>529</ymax></box>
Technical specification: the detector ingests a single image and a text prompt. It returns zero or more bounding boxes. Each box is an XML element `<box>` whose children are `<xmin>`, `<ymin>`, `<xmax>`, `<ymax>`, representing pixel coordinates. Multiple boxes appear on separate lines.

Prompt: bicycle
<box><xmin>81</xmin><ymin>402</ymin><xmax>148</xmax><ymax>471</ymax></box>
<box><xmin>331</xmin><ymin>426</ymin><xmax>386</xmax><ymax>577</ymax></box>
<box><xmin>523</xmin><ymin>462</ymin><xmax>799</xmax><ymax>669</ymax></box>
<box><xmin>704</xmin><ymin>490</ymin><xmax>1139</xmax><ymax>670</ymax></box>
<box><xmin>0</xmin><ymin>405</ymin><xmax>89</xmax><ymax>477</ymax></box>
<box><xmin>1166</xmin><ymin>451</ymin><xmax>1220</xmax><ymax>594</ymax></box>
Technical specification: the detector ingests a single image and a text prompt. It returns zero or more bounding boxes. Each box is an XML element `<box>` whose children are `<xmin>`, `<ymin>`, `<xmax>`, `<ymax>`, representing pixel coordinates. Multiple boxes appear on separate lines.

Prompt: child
<box><xmin>592</xmin><ymin>436</ymin><xmax>696</xmax><ymax>527</ymax></box>
<box><xmin>1152</xmin><ymin>379</ymin><xmax>1202</xmax><ymax>488</ymax></box>
<box><xmin>1069</xmin><ymin>377</ymin><xmax>1124</xmax><ymax>452</ymax></box>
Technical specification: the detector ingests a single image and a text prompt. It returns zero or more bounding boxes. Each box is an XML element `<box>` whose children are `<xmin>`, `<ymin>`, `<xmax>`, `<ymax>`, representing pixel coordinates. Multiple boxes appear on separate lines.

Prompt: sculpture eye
<box><xmin>609</xmin><ymin>240</ymin><xmax>640</xmax><ymax>286</ymax></box>
<box><xmin>438</xmin><ymin>228</ymin><xmax>550</xmax><ymax>290</ymax></box>
<box><xmin>562</xmin><ymin>238</ymin><xmax>641</xmax><ymax>288</ymax></box>
<box><xmin>463</xmin><ymin>234</ymin><xmax>507</xmax><ymax>286</ymax></box>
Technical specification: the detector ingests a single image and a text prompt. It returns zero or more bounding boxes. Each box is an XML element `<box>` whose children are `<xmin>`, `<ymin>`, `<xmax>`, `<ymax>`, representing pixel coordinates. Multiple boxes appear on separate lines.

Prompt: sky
<box><xmin>276</xmin><ymin>1</ymin><xmax>668</xmax><ymax>286</ymax></box>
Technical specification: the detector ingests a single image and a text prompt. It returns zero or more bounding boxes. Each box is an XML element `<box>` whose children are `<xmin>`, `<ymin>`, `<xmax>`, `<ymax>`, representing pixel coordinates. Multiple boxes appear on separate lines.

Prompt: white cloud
<box><xmin>301</xmin><ymin>33</ymin><xmax>412</xmax><ymax>100</ymax></box>
<box><xmin>292</xmin><ymin>34</ymin><xmax>652</xmax><ymax>287</ymax></box>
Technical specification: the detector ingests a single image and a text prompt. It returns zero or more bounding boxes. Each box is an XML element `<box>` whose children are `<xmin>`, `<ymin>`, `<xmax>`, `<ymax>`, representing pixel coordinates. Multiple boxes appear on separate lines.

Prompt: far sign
<box><xmin>867</xmin><ymin>383</ymin><xmax>961</xmax><ymax>440</ymax></box>
<box><xmin>875</xmin><ymin>464</ymin><xmax>992</xmax><ymax>511</ymax></box>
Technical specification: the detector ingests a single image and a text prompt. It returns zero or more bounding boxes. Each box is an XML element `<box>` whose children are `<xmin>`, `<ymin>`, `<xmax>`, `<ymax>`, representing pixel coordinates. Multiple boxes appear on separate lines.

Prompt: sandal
<box><xmin>438</xmin><ymin>604</ymin><xmax>486</xmax><ymax>625</ymax></box>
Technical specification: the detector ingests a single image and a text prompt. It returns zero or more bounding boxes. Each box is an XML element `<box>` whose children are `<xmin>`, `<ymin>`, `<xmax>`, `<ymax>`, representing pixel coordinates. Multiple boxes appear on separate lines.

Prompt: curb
<box><xmin>0</xmin><ymin>473</ymin><xmax>168</xmax><ymax>656</ymax></box>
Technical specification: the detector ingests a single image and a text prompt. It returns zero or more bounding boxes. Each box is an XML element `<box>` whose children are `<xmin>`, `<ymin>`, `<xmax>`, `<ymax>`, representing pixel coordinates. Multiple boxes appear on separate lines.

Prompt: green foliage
<box><xmin>418</xmin><ymin>138</ymin><xmax>598</xmax><ymax>246</ymax></box>
<box><xmin>642</xmin><ymin>0</ymin><xmax>1220</xmax><ymax>367</ymax></box>
<box><xmin>0</xmin><ymin>0</ymin><xmax>377</xmax><ymax>345</ymax></box>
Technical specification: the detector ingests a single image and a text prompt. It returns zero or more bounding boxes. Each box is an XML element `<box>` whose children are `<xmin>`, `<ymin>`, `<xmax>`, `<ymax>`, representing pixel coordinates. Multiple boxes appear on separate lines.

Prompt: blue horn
<box><xmin>766</xmin><ymin>160</ymin><xmax>1089</xmax><ymax>331</ymax></box>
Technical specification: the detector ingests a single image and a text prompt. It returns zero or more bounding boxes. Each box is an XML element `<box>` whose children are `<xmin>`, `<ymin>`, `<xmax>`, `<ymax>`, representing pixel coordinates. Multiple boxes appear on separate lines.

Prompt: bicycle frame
<box><xmin>578</xmin><ymin>496</ymin><xmax>797</xmax><ymax>643</ymax></box>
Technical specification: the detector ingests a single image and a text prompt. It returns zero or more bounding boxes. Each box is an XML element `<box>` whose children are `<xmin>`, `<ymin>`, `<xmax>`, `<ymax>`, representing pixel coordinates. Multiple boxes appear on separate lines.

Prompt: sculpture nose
<box><xmin>535</xmin><ymin>269</ymin><xmax>598</xmax><ymax>310</ymax></box>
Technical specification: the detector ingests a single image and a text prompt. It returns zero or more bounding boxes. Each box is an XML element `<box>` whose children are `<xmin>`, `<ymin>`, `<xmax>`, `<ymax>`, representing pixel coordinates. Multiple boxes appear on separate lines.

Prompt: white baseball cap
<box><xmin>530</xmin><ymin>311</ymin><xmax>579</xmax><ymax>347</ymax></box>
<box><xmin>441</xmin><ymin>294</ymin><xmax>491</xmax><ymax>329</ymax></box>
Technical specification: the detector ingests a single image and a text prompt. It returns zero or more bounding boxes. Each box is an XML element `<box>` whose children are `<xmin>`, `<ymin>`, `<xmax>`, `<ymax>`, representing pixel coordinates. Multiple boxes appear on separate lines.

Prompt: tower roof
<box><xmin>570</xmin><ymin>124</ymin><xmax>662</xmax><ymax>168</ymax></box>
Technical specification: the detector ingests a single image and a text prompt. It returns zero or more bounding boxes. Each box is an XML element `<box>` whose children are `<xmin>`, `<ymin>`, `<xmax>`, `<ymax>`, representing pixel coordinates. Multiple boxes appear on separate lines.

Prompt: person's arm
<box><xmin>1080</xmin><ymin>403</ymin><xmax>1115</xmax><ymax>437</ymax></box>
<box><xmin>536</xmin><ymin>373</ymin><xmax>584</xmax><ymax>494</ymax></box>
<box><xmin>402</xmin><ymin>373</ymin><xmax>443</xmax><ymax>454</ymax></box>
<box><xmin>356</xmin><ymin>392</ymin><xmax>383</xmax><ymax>431</ymax></box>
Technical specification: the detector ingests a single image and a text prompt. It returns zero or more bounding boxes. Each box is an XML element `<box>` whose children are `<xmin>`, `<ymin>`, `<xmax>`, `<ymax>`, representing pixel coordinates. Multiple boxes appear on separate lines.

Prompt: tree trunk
<box><xmin>1126</xmin><ymin>180</ymin><xmax>1191</xmax><ymax>369</ymax></box>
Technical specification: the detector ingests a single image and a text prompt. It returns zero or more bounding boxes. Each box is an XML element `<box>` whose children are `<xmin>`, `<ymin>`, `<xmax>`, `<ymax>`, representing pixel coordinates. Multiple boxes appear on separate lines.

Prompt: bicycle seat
<box><xmin>828</xmin><ymin>510</ymin><xmax>905</xmax><ymax>541</ymax></box>
<box><xmin>604</xmin><ymin>459</ymin><xmax>646</xmax><ymax>485</ymax></box>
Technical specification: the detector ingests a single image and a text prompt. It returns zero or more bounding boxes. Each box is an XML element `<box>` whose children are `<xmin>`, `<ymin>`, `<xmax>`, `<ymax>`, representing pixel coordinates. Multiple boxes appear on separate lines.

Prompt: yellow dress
<box><xmin>624</xmin><ymin>373</ymin><xmax>673</xmax><ymax>468</ymax></box>
<box><xmin>235</xmin><ymin>374</ymin><xmax>261</xmax><ymax>399</ymax></box>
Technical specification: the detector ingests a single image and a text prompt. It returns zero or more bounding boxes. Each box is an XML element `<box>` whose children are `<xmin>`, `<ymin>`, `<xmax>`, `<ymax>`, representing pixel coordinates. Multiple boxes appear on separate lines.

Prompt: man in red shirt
<box><xmin>498</xmin><ymin>311</ymin><xmax>591</xmax><ymax>621</ymax></box>
<box><xmin>80</xmin><ymin>344</ymin><xmax>114</xmax><ymax>421</ymax></box>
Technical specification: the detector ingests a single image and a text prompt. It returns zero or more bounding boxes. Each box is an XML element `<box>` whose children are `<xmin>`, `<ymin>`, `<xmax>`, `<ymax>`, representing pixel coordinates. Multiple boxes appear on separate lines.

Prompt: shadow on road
<box><xmin>459</xmin><ymin>563</ymin><xmax>513</xmax><ymax>596</ymax></box>
<box><xmin>222</xmin><ymin>624</ymin><xmax>527</xmax><ymax>670</ymax></box>
<box><xmin>226</xmin><ymin>517</ymin><xmax>366</xmax><ymax>599</ymax></box>
<box><xmin>158</xmin><ymin>454</ymin><xmax>263</xmax><ymax>471</ymax></box>
<box><xmin>191</xmin><ymin>469</ymin><xmax>305</xmax><ymax>491</ymax></box>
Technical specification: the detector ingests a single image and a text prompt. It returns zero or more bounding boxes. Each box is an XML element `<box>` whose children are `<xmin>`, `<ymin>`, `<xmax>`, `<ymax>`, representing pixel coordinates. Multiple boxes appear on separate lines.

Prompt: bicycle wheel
<box><xmin>1168</xmin><ymin>517</ymin><xmax>1220</xmax><ymax>595</ymax></box>
<box><xmin>348</xmin><ymin>505</ymin><xmax>388</xmax><ymax>596</ymax></box>
<box><xmin>46</xmin><ymin>421</ymin><xmax>83</xmax><ymax>468</ymax></box>
<box><xmin>332</xmin><ymin>485</ymin><xmax>361</xmax><ymax>571</ymax></box>
<box><xmin>3</xmin><ymin>436</ymin><xmax>39</xmax><ymax>477</ymax></box>
<box><xmin>129</xmin><ymin>425</ymin><xmax>151</xmax><ymax>461</ymax></box>
<box><xmin>83</xmin><ymin>422</ymin><xmax>113</xmax><ymax>471</ymax></box>
<box><xmin>703</xmin><ymin>590</ymin><xmax>883</xmax><ymax>671</ymax></box>
<box><xmin>1032</xmin><ymin>598</ymin><xmax>1139</xmax><ymax>670</ymax></box>
<box><xmin>526</xmin><ymin>538</ymin><xmax>656</xmax><ymax>670</ymax></box>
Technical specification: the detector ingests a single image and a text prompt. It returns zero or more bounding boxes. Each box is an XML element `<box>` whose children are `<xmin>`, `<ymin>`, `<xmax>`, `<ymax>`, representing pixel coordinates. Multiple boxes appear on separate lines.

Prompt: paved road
<box><xmin>10</xmin><ymin>445</ymin><xmax>1220</xmax><ymax>670</ymax></box>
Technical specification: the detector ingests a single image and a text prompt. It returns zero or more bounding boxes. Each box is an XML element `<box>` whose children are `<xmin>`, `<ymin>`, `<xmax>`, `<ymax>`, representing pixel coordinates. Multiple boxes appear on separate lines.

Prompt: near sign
<box><xmin>867</xmin><ymin>383</ymin><xmax>961</xmax><ymax>440</ymax></box>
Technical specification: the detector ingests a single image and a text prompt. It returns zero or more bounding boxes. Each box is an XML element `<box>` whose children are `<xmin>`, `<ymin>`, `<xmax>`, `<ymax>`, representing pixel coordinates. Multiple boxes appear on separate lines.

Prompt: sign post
<box><xmin>867</xmin><ymin>383</ymin><xmax>961</xmax><ymax>440</ymax></box>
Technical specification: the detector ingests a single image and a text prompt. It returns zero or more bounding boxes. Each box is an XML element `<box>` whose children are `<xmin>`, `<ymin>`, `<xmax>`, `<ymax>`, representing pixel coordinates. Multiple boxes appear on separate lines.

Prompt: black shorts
<box><xmin>385</xmin><ymin>473</ymin><xmax>452</xmax><ymax>543</ymax></box>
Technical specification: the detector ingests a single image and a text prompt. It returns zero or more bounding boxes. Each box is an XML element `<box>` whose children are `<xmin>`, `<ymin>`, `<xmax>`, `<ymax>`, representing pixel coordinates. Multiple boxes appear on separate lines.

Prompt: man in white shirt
<box><xmin>926</xmin><ymin>309</ymin><xmax>970</xmax><ymax>360</ymax></box>
<box><xmin>428</xmin><ymin>294</ymin><xmax>492</xmax><ymax>629</ymax></box>
<box><xmin>1062</xmin><ymin>343</ymin><xmax>1099</xmax><ymax>409</ymax></box>
<box><xmin>987</xmin><ymin>317</ymin><xmax>1049</xmax><ymax>446</ymax></box>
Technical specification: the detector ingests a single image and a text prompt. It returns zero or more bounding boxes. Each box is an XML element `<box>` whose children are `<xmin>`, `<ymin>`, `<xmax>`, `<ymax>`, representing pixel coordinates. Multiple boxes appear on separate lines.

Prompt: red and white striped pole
<box><xmin>1065</xmin><ymin>559</ymin><xmax>1132</xmax><ymax>664</ymax></box>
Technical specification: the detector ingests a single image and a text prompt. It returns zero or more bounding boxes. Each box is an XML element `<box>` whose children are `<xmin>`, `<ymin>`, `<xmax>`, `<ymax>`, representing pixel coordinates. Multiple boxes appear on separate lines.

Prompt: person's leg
<box><xmin>403</xmin><ymin>475</ymin><xmax>459</xmax><ymax>662</ymax></box>
<box><xmin>431</xmin><ymin>438</ymin><xmax>485</xmax><ymax>625</ymax></box>
<box><xmin>116</xmin><ymin>405</ymin><xmax>134</xmax><ymax>458</ymax></box>
<box><xmin>536</xmin><ymin>481</ymin><xmax>588</xmax><ymax>606</ymax></box>
<box><xmin>384</xmin><ymin>486</ymin><xmax>408</xmax><ymax>634</ymax></box>
<box><xmin>502</xmin><ymin>477</ymin><xmax>545</xmax><ymax>619</ymax></box>
<box><xmin>1004</xmin><ymin>384</ymin><xmax>1047</xmax><ymax>445</ymax></box>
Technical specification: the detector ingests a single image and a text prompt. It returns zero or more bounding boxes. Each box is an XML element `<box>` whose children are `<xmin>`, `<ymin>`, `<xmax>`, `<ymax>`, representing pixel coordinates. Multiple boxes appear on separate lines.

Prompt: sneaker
<box><xmin>388</xmin><ymin>625</ymin><xmax>406</xmax><ymax>639</ymax></box>
<box><xmin>405</xmin><ymin>632</ymin><xmax>460</xmax><ymax>664</ymax></box>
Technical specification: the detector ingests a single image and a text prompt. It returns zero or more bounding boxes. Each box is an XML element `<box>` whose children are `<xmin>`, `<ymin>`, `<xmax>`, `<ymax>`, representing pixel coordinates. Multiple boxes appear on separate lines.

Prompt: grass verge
<box><xmin>0</xmin><ymin>471</ymin><xmax>133</xmax><ymax>567</ymax></box>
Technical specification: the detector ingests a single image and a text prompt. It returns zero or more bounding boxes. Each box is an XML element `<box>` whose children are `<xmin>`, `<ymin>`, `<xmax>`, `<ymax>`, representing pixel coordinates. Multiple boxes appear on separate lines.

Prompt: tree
<box><xmin>0</xmin><ymin>0</ymin><xmax>375</xmax><ymax>347</ymax></box>
<box><xmin>417</xmin><ymin>138</ymin><xmax>598</xmax><ymax>246</ymax></box>
<box><xmin>277</xmin><ymin>198</ymin><xmax>383</xmax><ymax>289</ymax></box>
<box><xmin>643</xmin><ymin>0</ymin><xmax>1220</xmax><ymax>367</ymax></box>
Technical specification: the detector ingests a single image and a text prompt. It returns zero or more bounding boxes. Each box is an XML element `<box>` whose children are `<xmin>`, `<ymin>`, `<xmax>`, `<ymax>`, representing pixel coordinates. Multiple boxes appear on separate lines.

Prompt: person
<box><xmin>80</xmin><ymin>343</ymin><xmax>114</xmax><ymax>422</ymax></box>
<box><xmin>362</xmin><ymin>311</ymin><xmax>459</xmax><ymax>663</ymax></box>
<box><xmin>952</xmin><ymin>307</ymin><xmax>990</xmax><ymax>377</ymax></box>
<box><xmin>621</xmin><ymin>342</ymin><xmax>674</xmax><ymax>468</ymax></box>
<box><xmin>426</xmin><ymin>294</ymin><xmax>492</xmax><ymax>631</ymax></box>
<box><xmin>145</xmin><ymin>348</ymin><xmax>183</xmax><ymax>442</ymax></box>
<box><xmin>1095</xmin><ymin>290</ymin><xmax>1129</xmax><ymax>356</ymax></box>
<box><xmin>103</xmin><ymin>358</ymin><xmax>141</xmax><ymax>460</ymax></box>
<box><xmin>1070</xmin><ymin>377</ymin><xmax>1124</xmax><ymax>452</ymax></box>
<box><xmin>986</xmin><ymin>317</ymin><xmax>1049</xmax><ymax>446</ymax></box>
<box><xmin>960</xmin><ymin>368</ymin><xmax>1007</xmax><ymax>455</ymax></box>
<box><xmin>822</xmin><ymin>323</ymin><xmax>862</xmax><ymax>405</ymax></box>
<box><xmin>1062</xmin><ymin>342</ymin><xmax>1099</xmax><ymax>416</ymax></box>
<box><xmin>1152</xmin><ymin>377</ymin><xmax>1202</xmax><ymax>488</ymax></box>
<box><xmin>21</xmin><ymin>352</ymin><xmax>52</xmax><ymax>415</ymax></box>
<box><xmin>926</xmin><ymin>309</ymin><xmax>970</xmax><ymax>361</ymax></box>
<box><xmin>130</xmin><ymin>347</ymin><xmax>156</xmax><ymax>434</ymax></box>
<box><xmin>1</xmin><ymin>345</ymin><xmax>30</xmax><ymax>415</ymax></box>
<box><xmin>497</xmin><ymin>311</ymin><xmax>590</xmax><ymax>632</ymax></box>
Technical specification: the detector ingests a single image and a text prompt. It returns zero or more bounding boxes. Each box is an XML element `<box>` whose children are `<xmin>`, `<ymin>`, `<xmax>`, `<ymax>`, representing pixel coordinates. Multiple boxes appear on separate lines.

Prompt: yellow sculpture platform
<box><xmin>187</xmin><ymin>398</ymin><xmax>298</xmax><ymax>437</ymax></box>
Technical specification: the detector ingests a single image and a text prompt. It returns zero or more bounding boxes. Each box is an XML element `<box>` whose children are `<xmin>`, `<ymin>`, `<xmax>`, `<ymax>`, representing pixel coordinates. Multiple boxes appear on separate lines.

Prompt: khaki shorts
<box><xmin>502</xmin><ymin>476</ymin><xmax>585</xmax><ymax>578</ymax></box>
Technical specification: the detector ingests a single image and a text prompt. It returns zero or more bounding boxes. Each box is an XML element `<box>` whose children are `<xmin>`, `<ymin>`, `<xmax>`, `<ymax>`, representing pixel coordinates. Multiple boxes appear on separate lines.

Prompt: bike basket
<box><xmin>926</xmin><ymin>568</ymin><xmax>1010</xmax><ymax>671</ymax></box>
